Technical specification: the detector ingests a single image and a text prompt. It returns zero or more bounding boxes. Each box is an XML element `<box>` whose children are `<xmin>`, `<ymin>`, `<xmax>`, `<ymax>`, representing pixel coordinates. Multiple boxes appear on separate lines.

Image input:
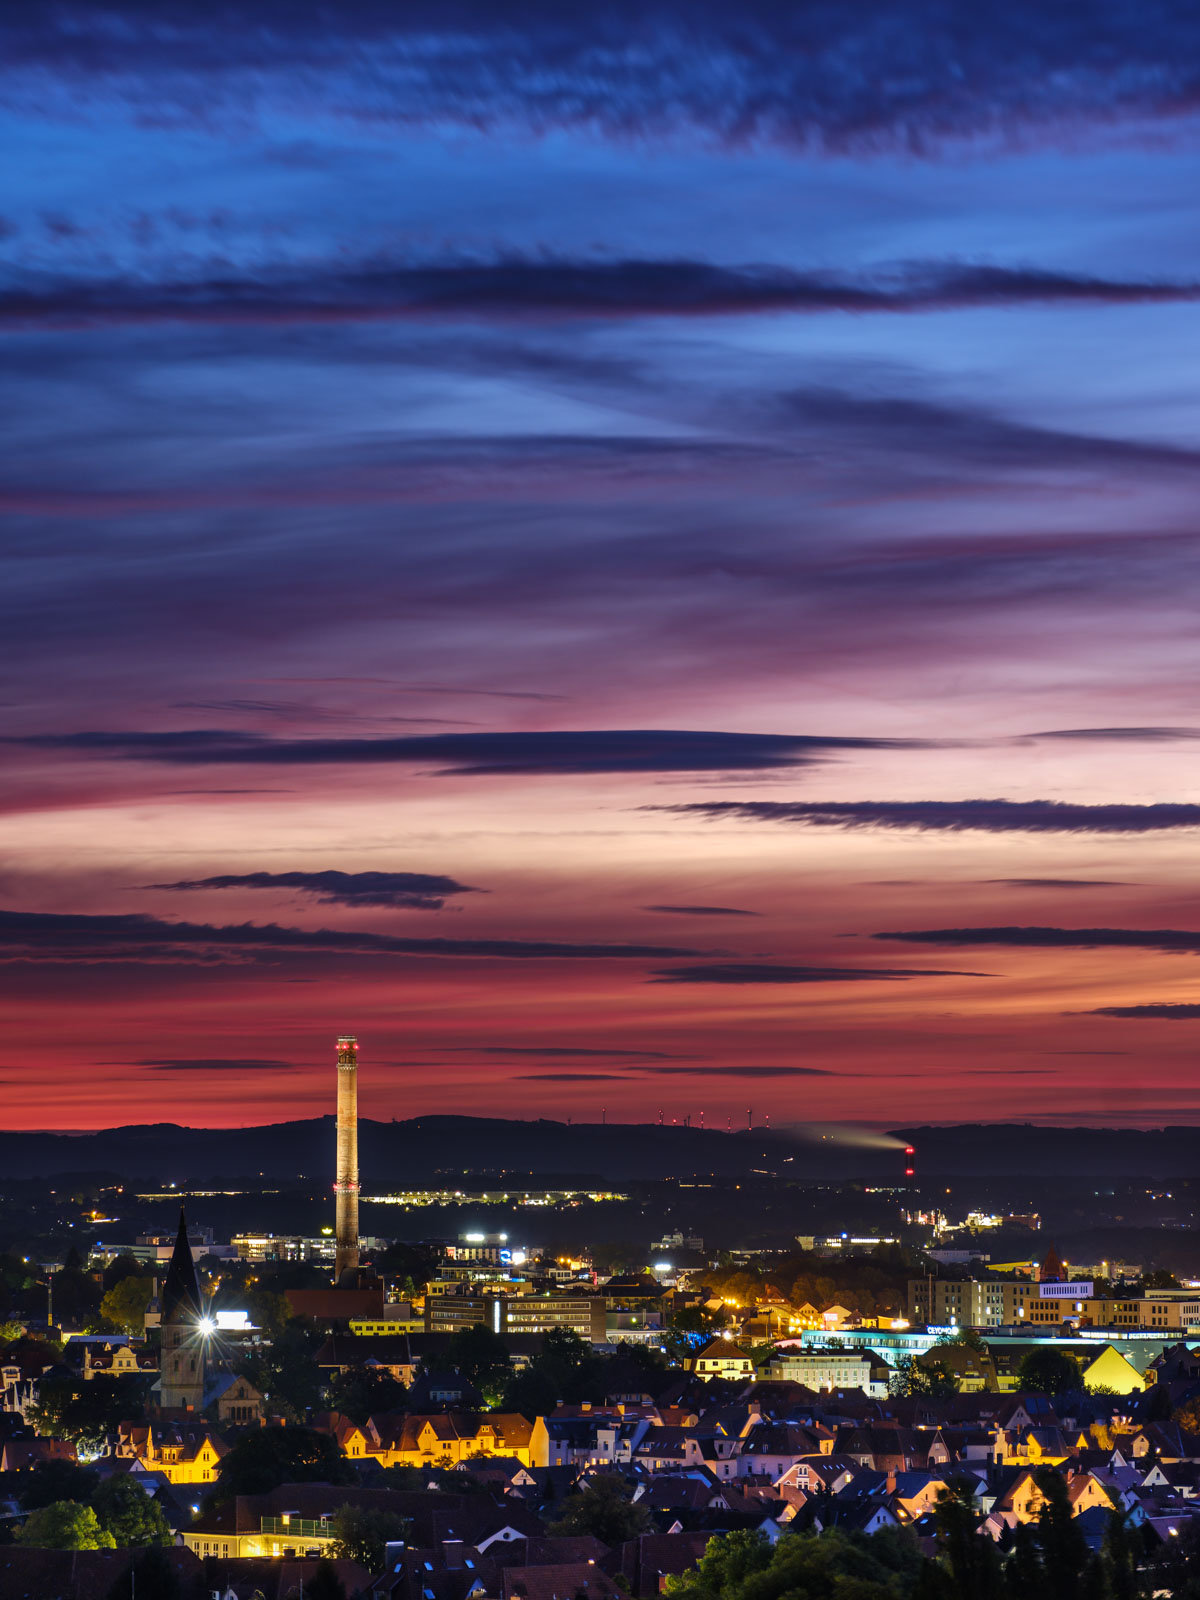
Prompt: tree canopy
<box><xmin>1016</xmin><ymin>1347</ymin><xmax>1082</xmax><ymax>1395</ymax></box>
<box><xmin>324</xmin><ymin>1364</ymin><xmax>409</xmax><ymax>1424</ymax></box>
<box><xmin>328</xmin><ymin>1502</ymin><xmax>409</xmax><ymax>1571</ymax></box>
<box><xmin>16</xmin><ymin>1501</ymin><xmax>116</xmax><ymax>1550</ymax></box>
<box><xmin>99</xmin><ymin>1276</ymin><xmax>153</xmax><ymax>1336</ymax></box>
<box><xmin>92</xmin><ymin>1475</ymin><xmax>172</xmax><ymax>1547</ymax></box>
<box><xmin>208</xmin><ymin>1425</ymin><xmax>356</xmax><ymax>1501</ymax></box>
<box><xmin>549</xmin><ymin>1475</ymin><xmax>651</xmax><ymax>1546</ymax></box>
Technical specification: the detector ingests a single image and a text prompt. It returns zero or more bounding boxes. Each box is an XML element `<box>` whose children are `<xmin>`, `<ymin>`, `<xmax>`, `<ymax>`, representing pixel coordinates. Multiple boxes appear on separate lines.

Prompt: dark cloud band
<box><xmin>155</xmin><ymin>868</ymin><xmax>480</xmax><ymax>909</ymax></box>
<box><xmin>1089</xmin><ymin>1004</ymin><xmax>1200</xmax><ymax>1018</ymax></box>
<box><xmin>5</xmin><ymin>259</ymin><xmax>1199</xmax><ymax>330</ymax></box>
<box><xmin>13</xmin><ymin>727</ymin><xmax>928</xmax><ymax>775</ymax></box>
<box><xmin>659</xmin><ymin>799</ymin><xmax>1200</xmax><ymax>833</ymax></box>
<box><xmin>875</xmin><ymin>926</ymin><xmax>1200</xmax><ymax>954</ymax></box>
<box><xmin>0</xmin><ymin>907</ymin><xmax>701</xmax><ymax>965</ymax></box>
<box><xmin>648</xmin><ymin>962</ymin><xmax>987</xmax><ymax>984</ymax></box>
<box><xmin>136</xmin><ymin>1057</ymin><xmax>296</xmax><ymax>1071</ymax></box>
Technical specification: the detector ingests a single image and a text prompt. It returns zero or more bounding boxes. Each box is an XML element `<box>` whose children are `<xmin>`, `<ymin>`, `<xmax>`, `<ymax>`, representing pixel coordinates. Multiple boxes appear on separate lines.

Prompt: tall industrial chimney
<box><xmin>334</xmin><ymin>1035</ymin><xmax>360</xmax><ymax>1285</ymax></box>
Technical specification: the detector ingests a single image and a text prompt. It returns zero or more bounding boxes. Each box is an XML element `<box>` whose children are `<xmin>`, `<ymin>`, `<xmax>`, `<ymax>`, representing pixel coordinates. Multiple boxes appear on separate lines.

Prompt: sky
<box><xmin>3</xmin><ymin>1</ymin><xmax>1200</xmax><ymax>1131</ymax></box>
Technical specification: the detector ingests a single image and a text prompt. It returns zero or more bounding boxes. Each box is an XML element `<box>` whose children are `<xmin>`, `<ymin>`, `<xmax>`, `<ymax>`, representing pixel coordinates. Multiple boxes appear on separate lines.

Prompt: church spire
<box><xmin>158</xmin><ymin>1206</ymin><xmax>206</xmax><ymax>1413</ymax></box>
<box><xmin>161</xmin><ymin>1206</ymin><xmax>202</xmax><ymax>1325</ymax></box>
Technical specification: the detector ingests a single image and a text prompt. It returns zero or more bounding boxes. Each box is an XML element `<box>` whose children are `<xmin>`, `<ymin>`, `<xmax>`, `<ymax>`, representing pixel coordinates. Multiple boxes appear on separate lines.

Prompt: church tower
<box><xmin>158</xmin><ymin>1207</ymin><xmax>206</xmax><ymax>1413</ymax></box>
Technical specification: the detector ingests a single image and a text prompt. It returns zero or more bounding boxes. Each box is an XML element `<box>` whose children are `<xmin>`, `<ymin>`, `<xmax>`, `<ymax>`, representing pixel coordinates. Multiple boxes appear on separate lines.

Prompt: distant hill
<box><xmin>3</xmin><ymin>1116</ymin><xmax>1200</xmax><ymax>1182</ymax></box>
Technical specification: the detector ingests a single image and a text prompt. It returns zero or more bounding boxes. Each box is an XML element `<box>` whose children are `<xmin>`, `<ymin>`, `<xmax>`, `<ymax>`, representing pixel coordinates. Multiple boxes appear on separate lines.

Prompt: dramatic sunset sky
<box><xmin>3</xmin><ymin>2</ymin><xmax>1200</xmax><ymax>1129</ymax></box>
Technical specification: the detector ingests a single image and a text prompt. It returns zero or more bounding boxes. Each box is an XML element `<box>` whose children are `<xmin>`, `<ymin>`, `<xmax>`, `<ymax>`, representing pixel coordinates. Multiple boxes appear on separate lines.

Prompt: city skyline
<box><xmin>4</xmin><ymin>3</ymin><xmax>1200</xmax><ymax>1128</ymax></box>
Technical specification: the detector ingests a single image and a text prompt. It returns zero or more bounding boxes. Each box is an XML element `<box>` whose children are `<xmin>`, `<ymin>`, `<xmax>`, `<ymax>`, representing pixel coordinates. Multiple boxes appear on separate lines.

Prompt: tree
<box><xmin>664</xmin><ymin>1528</ymin><xmax>771</xmax><ymax>1600</ymax></box>
<box><xmin>106</xmin><ymin>1546</ymin><xmax>182</xmax><ymax>1600</ymax></box>
<box><xmin>668</xmin><ymin>1305</ymin><xmax>728</xmax><ymax>1338</ymax></box>
<box><xmin>18</xmin><ymin>1459</ymin><xmax>100</xmax><ymax>1512</ymax></box>
<box><xmin>15</xmin><ymin>1500</ymin><xmax>116</xmax><ymax>1550</ymax></box>
<box><xmin>92</xmin><ymin>1475</ymin><xmax>172</xmax><ymax>1547</ymax></box>
<box><xmin>891</xmin><ymin>1354</ymin><xmax>957</xmax><ymax>1399</ymax></box>
<box><xmin>925</xmin><ymin>1480</ymin><xmax>1004</xmax><ymax>1600</ymax></box>
<box><xmin>102</xmin><ymin>1256</ymin><xmax>144</xmax><ymax>1294</ymax></box>
<box><xmin>1101</xmin><ymin>1511</ymin><xmax>1140</xmax><ymax>1600</ymax></box>
<box><xmin>235</xmin><ymin>1316</ymin><xmax>325</xmax><ymax>1418</ymax></box>
<box><xmin>604</xmin><ymin>1340</ymin><xmax>670</xmax><ymax>1399</ymax></box>
<box><xmin>443</xmin><ymin>1323</ymin><xmax>512</xmax><ymax>1389</ymax></box>
<box><xmin>376</xmin><ymin>1241</ymin><xmax>438</xmax><ymax>1296</ymax></box>
<box><xmin>666</xmin><ymin>1526</ymin><xmax>920</xmax><ymax>1600</ymax></box>
<box><xmin>1172</xmin><ymin>1395</ymin><xmax>1200</xmax><ymax>1435</ymax></box>
<box><xmin>549</xmin><ymin>1475</ymin><xmax>651</xmax><ymax>1546</ymax></box>
<box><xmin>328</xmin><ymin>1503</ymin><xmax>408</xmax><ymax>1572</ymax></box>
<box><xmin>99</xmin><ymin>1276</ymin><xmax>152</xmax><ymax>1336</ymax></box>
<box><xmin>1141</xmin><ymin>1270</ymin><xmax>1181</xmax><ymax>1290</ymax></box>
<box><xmin>324</xmin><ymin>1365</ymin><xmax>409</xmax><ymax>1424</ymax></box>
<box><xmin>209</xmin><ymin>1425</ymin><xmax>356</xmax><ymax>1501</ymax></box>
<box><xmin>51</xmin><ymin>1263</ymin><xmax>102</xmax><ymax>1327</ymax></box>
<box><xmin>1031</xmin><ymin>1468</ymin><xmax>1093</xmax><ymax>1600</ymax></box>
<box><xmin>242</xmin><ymin>1288</ymin><xmax>292</xmax><ymax>1339</ymax></box>
<box><xmin>1017</xmin><ymin>1348</ymin><xmax>1081</xmax><ymax>1395</ymax></box>
<box><xmin>503</xmin><ymin>1326</ymin><xmax>606</xmax><ymax>1416</ymax></box>
<box><xmin>28</xmin><ymin>1375</ymin><xmax>150</xmax><ymax>1451</ymax></box>
<box><xmin>0</xmin><ymin>1319</ymin><xmax>25</xmax><ymax>1345</ymax></box>
<box><xmin>305</xmin><ymin>1560</ymin><xmax>347</xmax><ymax>1600</ymax></box>
<box><xmin>1003</xmin><ymin>1520</ymin><xmax>1043</xmax><ymax>1599</ymax></box>
<box><xmin>1141</xmin><ymin>1515</ymin><xmax>1200</xmax><ymax>1599</ymax></box>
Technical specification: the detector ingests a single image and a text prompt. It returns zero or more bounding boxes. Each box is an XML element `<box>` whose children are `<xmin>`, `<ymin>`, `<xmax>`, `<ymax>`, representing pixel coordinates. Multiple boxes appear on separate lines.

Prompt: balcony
<box><xmin>260</xmin><ymin>1517</ymin><xmax>333</xmax><ymax>1540</ymax></box>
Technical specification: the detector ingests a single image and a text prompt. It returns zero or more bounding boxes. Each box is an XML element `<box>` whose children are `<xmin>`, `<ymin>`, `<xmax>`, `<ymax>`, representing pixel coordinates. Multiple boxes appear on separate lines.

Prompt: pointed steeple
<box><xmin>161</xmin><ymin>1206</ymin><xmax>202</xmax><ymax>1325</ymax></box>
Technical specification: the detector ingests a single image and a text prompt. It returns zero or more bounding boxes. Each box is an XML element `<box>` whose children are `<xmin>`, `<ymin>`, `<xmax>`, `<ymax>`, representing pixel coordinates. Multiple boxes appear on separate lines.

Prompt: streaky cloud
<box><xmin>13</xmin><ymin>727</ymin><xmax>932</xmax><ymax>775</ymax></box>
<box><xmin>875</xmin><ymin>926</ymin><xmax>1200</xmax><ymax>954</ymax></box>
<box><xmin>155</xmin><ymin>868</ymin><xmax>481</xmax><ymax>910</ymax></box>
<box><xmin>0</xmin><ymin>908</ymin><xmax>702</xmax><ymax>965</ymax></box>
<box><xmin>642</xmin><ymin>904</ymin><xmax>760</xmax><ymax>917</ymax></box>
<box><xmin>656</xmin><ymin>799</ymin><xmax>1200</xmax><ymax>833</ymax></box>
<box><xmin>648</xmin><ymin>962</ymin><xmax>987</xmax><ymax>984</ymax></box>
<box><xmin>467</xmin><ymin>1045</ymin><xmax>692</xmax><ymax>1059</ymax></box>
<box><xmin>985</xmin><ymin>878</ymin><xmax>1135</xmax><ymax>889</ymax></box>
<box><xmin>1089</xmin><ymin>1004</ymin><xmax>1200</xmax><ymax>1018</ymax></box>
<box><xmin>137</xmin><ymin>1057</ymin><xmax>296</xmax><ymax>1071</ymax></box>
<box><xmin>514</xmin><ymin>1072</ymin><xmax>630</xmax><ymax>1081</ymax></box>
<box><xmin>5</xmin><ymin>259</ymin><xmax>1200</xmax><ymax>329</ymax></box>
<box><xmin>627</xmin><ymin>1063</ymin><xmax>833</xmax><ymax>1076</ymax></box>
<box><xmin>1033</xmin><ymin>726</ymin><xmax>1200</xmax><ymax>741</ymax></box>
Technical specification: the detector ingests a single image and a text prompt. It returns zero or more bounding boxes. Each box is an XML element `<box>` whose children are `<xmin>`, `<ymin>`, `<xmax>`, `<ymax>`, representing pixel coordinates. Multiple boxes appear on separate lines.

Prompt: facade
<box><xmin>113</xmin><ymin>1421</ymin><xmax>227</xmax><ymax>1485</ymax></box>
<box><xmin>426</xmin><ymin>1292</ymin><xmax>607</xmax><ymax>1342</ymax></box>
<box><xmin>688</xmin><ymin>1339</ymin><xmax>755</xmax><ymax>1380</ymax></box>
<box><xmin>910</xmin><ymin>1276</ymin><xmax>1200</xmax><ymax>1332</ymax></box>
<box><xmin>213</xmin><ymin>1373</ymin><xmax>266</xmax><ymax>1426</ymax></box>
<box><xmin>767</xmin><ymin>1348</ymin><xmax>890</xmax><ymax>1398</ymax></box>
<box><xmin>372</xmin><ymin>1412</ymin><xmax>536</xmax><ymax>1468</ymax></box>
<box><xmin>158</xmin><ymin>1208</ymin><xmax>206</xmax><ymax>1413</ymax></box>
<box><xmin>233</xmin><ymin>1235</ymin><xmax>336</xmax><ymax>1264</ymax></box>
